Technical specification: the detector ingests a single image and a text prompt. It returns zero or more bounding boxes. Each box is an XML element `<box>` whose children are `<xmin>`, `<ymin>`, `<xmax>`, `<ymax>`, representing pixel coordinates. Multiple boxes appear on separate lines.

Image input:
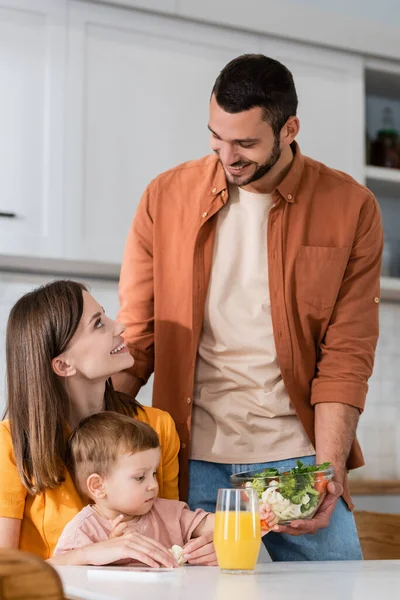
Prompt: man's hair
<box><xmin>212</xmin><ymin>54</ymin><xmax>298</xmax><ymax>136</ymax></box>
<box><xmin>66</xmin><ymin>412</ymin><xmax>160</xmax><ymax>496</ymax></box>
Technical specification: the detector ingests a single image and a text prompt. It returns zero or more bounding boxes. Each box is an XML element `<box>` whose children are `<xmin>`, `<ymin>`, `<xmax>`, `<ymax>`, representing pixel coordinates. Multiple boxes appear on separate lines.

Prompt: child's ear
<box><xmin>52</xmin><ymin>354</ymin><xmax>76</xmax><ymax>378</ymax></box>
<box><xmin>87</xmin><ymin>473</ymin><xmax>106</xmax><ymax>499</ymax></box>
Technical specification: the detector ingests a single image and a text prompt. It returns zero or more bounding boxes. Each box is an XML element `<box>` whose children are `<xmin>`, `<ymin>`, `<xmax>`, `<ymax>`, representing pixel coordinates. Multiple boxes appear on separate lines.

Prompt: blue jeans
<box><xmin>187</xmin><ymin>456</ymin><xmax>363</xmax><ymax>561</ymax></box>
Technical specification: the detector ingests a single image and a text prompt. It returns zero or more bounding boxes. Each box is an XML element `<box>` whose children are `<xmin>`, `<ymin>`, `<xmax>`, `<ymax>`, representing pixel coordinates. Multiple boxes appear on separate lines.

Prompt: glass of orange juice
<box><xmin>214</xmin><ymin>488</ymin><xmax>261</xmax><ymax>574</ymax></box>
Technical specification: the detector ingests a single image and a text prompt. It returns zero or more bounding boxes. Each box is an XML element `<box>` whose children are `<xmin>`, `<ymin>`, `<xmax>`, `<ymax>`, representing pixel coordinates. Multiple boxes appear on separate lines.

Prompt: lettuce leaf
<box><xmin>250</xmin><ymin>460</ymin><xmax>331</xmax><ymax>503</ymax></box>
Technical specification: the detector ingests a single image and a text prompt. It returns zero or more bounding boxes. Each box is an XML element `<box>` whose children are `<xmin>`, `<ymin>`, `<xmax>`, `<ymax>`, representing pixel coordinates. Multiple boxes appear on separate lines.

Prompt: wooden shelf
<box><xmin>366</xmin><ymin>165</ymin><xmax>400</xmax><ymax>183</ymax></box>
<box><xmin>349</xmin><ymin>479</ymin><xmax>400</xmax><ymax>495</ymax></box>
<box><xmin>366</xmin><ymin>165</ymin><xmax>400</xmax><ymax>197</ymax></box>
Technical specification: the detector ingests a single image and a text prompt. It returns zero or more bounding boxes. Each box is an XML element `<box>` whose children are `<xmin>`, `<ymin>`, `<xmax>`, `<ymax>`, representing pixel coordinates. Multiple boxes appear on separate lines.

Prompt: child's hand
<box><xmin>183</xmin><ymin>531</ymin><xmax>217</xmax><ymax>566</ymax></box>
<box><xmin>79</xmin><ymin>532</ymin><xmax>179</xmax><ymax>568</ymax></box>
<box><xmin>108</xmin><ymin>514</ymin><xmax>129</xmax><ymax>539</ymax></box>
<box><xmin>260</xmin><ymin>502</ymin><xmax>278</xmax><ymax>535</ymax></box>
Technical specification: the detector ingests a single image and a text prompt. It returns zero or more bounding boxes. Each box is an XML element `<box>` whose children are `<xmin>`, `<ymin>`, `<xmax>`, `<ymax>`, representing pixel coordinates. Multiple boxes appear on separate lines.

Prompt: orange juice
<box><xmin>214</xmin><ymin>510</ymin><xmax>261</xmax><ymax>571</ymax></box>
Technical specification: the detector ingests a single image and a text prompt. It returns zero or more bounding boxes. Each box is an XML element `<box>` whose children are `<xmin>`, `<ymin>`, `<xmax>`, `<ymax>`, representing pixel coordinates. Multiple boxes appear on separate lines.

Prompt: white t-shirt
<box><xmin>191</xmin><ymin>184</ymin><xmax>314</xmax><ymax>463</ymax></box>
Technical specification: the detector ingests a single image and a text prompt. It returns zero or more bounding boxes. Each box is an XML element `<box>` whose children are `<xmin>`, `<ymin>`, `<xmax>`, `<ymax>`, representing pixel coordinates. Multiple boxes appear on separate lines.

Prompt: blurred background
<box><xmin>1</xmin><ymin>0</ymin><xmax>400</xmax><ymax>514</ymax></box>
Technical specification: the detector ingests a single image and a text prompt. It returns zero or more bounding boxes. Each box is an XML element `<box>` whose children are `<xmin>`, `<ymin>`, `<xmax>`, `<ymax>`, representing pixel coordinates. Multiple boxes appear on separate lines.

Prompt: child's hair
<box><xmin>66</xmin><ymin>412</ymin><xmax>160</xmax><ymax>497</ymax></box>
<box><xmin>5</xmin><ymin>280</ymin><xmax>142</xmax><ymax>495</ymax></box>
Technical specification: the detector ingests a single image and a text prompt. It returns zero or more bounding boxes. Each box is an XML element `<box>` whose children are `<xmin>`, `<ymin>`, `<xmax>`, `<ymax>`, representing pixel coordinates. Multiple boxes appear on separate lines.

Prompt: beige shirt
<box><xmin>191</xmin><ymin>185</ymin><xmax>314</xmax><ymax>463</ymax></box>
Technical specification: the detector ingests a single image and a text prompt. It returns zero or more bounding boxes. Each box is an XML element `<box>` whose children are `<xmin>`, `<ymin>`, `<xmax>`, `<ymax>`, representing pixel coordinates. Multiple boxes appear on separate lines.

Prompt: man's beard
<box><xmin>221</xmin><ymin>135</ymin><xmax>281</xmax><ymax>187</ymax></box>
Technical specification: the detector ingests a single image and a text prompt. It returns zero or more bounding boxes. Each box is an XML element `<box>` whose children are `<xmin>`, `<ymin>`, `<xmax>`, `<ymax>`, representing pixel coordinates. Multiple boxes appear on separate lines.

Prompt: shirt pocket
<box><xmin>295</xmin><ymin>246</ymin><xmax>349</xmax><ymax>310</ymax></box>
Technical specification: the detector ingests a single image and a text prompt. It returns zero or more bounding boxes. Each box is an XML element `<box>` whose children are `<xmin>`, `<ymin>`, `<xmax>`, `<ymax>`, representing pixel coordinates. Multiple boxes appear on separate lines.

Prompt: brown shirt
<box><xmin>118</xmin><ymin>142</ymin><xmax>383</xmax><ymax>507</ymax></box>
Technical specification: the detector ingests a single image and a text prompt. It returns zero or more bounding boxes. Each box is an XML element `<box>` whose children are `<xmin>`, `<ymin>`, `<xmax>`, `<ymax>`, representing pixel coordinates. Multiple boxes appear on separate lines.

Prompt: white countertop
<box><xmin>0</xmin><ymin>253</ymin><xmax>120</xmax><ymax>281</ymax></box>
<box><xmin>56</xmin><ymin>561</ymin><xmax>400</xmax><ymax>600</ymax></box>
<box><xmin>1</xmin><ymin>253</ymin><xmax>400</xmax><ymax>302</ymax></box>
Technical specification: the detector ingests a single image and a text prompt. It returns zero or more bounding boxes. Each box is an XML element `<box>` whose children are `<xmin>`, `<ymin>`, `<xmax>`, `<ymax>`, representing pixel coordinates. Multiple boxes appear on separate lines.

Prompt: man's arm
<box><xmin>112</xmin><ymin>372</ymin><xmax>143</xmax><ymax>399</ymax></box>
<box><xmin>276</xmin><ymin>191</ymin><xmax>383</xmax><ymax>536</ymax></box>
<box><xmin>310</xmin><ymin>191</ymin><xmax>383</xmax><ymax>417</ymax></box>
<box><xmin>315</xmin><ymin>402</ymin><xmax>360</xmax><ymax>487</ymax></box>
<box><xmin>114</xmin><ymin>184</ymin><xmax>156</xmax><ymax>397</ymax></box>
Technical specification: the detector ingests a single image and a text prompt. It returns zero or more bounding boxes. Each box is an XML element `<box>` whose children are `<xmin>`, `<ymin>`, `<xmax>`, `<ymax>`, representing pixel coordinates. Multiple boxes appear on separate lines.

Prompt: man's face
<box><xmin>208</xmin><ymin>94</ymin><xmax>282</xmax><ymax>187</ymax></box>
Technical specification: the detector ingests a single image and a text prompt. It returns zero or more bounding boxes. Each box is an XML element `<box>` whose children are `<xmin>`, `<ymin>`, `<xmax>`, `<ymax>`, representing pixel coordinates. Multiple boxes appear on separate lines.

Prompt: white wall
<box><xmin>286</xmin><ymin>0</ymin><xmax>400</xmax><ymax>26</ymax></box>
<box><xmin>91</xmin><ymin>0</ymin><xmax>400</xmax><ymax>61</ymax></box>
<box><xmin>1</xmin><ymin>271</ymin><xmax>399</xmax><ymax>483</ymax></box>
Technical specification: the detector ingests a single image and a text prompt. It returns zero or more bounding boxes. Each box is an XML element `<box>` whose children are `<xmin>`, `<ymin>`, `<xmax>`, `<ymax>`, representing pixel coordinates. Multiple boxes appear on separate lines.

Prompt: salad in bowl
<box><xmin>231</xmin><ymin>461</ymin><xmax>334</xmax><ymax>526</ymax></box>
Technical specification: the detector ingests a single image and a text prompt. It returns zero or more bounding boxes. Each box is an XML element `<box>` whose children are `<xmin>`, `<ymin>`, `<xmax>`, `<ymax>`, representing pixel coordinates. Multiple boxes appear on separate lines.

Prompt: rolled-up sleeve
<box><xmin>311</xmin><ymin>192</ymin><xmax>384</xmax><ymax>412</ymax></box>
<box><xmin>118</xmin><ymin>183</ymin><xmax>156</xmax><ymax>384</ymax></box>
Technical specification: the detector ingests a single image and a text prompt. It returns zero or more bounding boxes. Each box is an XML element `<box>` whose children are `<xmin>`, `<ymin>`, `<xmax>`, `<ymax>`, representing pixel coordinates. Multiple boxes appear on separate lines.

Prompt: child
<box><xmin>0</xmin><ymin>280</ymin><xmax>180</xmax><ymax>565</ymax></box>
<box><xmin>54</xmin><ymin>412</ymin><xmax>214</xmax><ymax>567</ymax></box>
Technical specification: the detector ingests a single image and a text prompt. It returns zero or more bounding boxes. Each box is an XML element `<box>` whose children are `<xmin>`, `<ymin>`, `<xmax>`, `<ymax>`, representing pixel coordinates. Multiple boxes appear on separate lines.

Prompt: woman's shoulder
<box><xmin>0</xmin><ymin>420</ymin><xmax>22</xmax><ymax>489</ymax></box>
<box><xmin>0</xmin><ymin>420</ymin><xmax>14</xmax><ymax>464</ymax></box>
<box><xmin>0</xmin><ymin>419</ymin><xmax>12</xmax><ymax>440</ymax></box>
<box><xmin>137</xmin><ymin>406</ymin><xmax>174</xmax><ymax>430</ymax></box>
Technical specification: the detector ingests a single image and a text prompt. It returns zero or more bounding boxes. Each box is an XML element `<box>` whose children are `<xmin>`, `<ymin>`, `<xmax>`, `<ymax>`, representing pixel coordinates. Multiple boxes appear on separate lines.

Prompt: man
<box><xmin>115</xmin><ymin>54</ymin><xmax>383</xmax><ymax>561</ymax></box>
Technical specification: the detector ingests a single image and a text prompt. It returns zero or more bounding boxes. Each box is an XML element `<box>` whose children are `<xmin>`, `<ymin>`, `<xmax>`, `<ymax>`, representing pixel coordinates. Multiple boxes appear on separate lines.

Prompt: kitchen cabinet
<box><xmin>259</xmin><ymin>38</ymin><xmax>364</xmax><ymax>182</ymax></box>
<box><xmin>64</xmin><ymin>1</ymin><xmax>364</xmax><ymax>264</ymax></box>
<box><xmin>64</xmin><ymin>1</ymin><xmax>259</xmax><ymax>263</ymax></box>
<box><xmin>0</xmin><ymin>0</ymin><xmax>386</xmax><ymax>266</ymax></box>
<box><xmin>0</xmin><ymin>0</ymin><xmax>66</xmax><ymax>257</ymax></box>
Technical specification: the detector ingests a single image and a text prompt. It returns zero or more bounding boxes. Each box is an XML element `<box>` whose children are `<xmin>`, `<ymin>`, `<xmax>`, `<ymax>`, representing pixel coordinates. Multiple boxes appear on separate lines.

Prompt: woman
<box><xmin>0</xmin><ymin>281</ymin><xmax>180</xmax><ymax>565</ymax></box>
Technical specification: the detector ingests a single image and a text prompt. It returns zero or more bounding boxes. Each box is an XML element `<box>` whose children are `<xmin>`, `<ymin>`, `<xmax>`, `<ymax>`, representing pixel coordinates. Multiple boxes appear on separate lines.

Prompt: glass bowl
<box><xmin>230</xmin><ymin>462</ymin><xmax>334</xmax><ymax>525</ymax></box>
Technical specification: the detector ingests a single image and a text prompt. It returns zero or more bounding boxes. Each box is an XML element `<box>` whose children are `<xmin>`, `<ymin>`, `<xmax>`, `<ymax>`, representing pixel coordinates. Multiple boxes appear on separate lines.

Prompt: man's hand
<box><xmin>183</xmin><ymin>531</ymin><xmax>218</xmax><ymax>566</ymax></box>
<box><xmin>111</xmin><ymin>371</ymin><xmax>142</xmax><ymax>398</ymax></box>
<box><xmin>272</xmin><ymin>480</ymin><xmax>343</xmax><ymax>536</ymax></box>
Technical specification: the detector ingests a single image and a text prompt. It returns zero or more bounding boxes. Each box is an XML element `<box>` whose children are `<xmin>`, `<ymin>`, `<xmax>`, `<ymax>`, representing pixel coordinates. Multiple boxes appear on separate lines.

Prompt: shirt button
<box><xmin>287</xmin><ymin>193</ymin><xmax>293</xmax><ymax>200</ymax></box>
<box><xmin>181</xmin><ymin>442</ymin><xmax>187</xmax><ymax>449</ymax></box>
<box><xmin>187</xmin><ymin>397</ymin><xmax>192</xmax><ymax>404</ymax></box>
<box><xmin>212</xmin><ymin>187</ymin><xmax>217</xmax><ymax>193</ymax></box>
<box><xmin>202</xmin><ymin>211</ymin><xmax>208</xmax><ymax>218</ymax></box>
<box><xmin>374</xmin><ymin>297</ymin><xmax>380</xmax><ymax>304</ymax></box>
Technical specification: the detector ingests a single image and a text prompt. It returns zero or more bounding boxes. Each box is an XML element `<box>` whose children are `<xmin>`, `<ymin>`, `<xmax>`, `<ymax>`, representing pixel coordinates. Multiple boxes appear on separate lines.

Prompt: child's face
<box><xmin>61</xmin><ymin>291</ymin><xmax>134</xmax><ymax>381</ymax></box>
<box><xmin>101</xmin><ymin>447</ymin><xmax>161</xmax><ymax>516</ymax></box>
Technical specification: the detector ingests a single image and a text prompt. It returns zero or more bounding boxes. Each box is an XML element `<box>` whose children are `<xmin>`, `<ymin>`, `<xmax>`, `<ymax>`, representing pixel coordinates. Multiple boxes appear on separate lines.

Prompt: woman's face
<box><xmin>61</xmin><ymin>291</ymin><xmax>134</xmax><ymax>381</ymax></box>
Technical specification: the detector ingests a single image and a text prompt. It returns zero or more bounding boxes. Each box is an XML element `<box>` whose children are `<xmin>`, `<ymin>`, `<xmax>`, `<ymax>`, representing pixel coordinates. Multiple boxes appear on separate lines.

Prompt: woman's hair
<box><xmin>66</xmin><ymin>412</ymin><xmax>160</xmax><ymax>497</ymax></box>
<box><xmin>5</xmin><ymin>280</ymin><xmax>141</xmax><ymax>495</ymax></box>
<box><xmin>212</xmin><ymin>54</ymin><xmax>298</xmax><ymax>137</ymax></box>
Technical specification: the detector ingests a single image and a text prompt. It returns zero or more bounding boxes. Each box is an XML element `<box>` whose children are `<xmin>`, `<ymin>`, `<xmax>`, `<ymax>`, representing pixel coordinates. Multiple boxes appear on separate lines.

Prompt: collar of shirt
<box><xmin>209</xmin><ymin>141</ymin><xmax>305</xmax><ymax>206</ymax></box>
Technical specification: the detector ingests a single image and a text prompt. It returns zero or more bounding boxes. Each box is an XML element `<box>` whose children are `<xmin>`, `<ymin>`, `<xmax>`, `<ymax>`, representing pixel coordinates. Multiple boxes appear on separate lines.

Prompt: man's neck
<box><xmin>241</xmin><ymin>143</ymin><xmax>294</xmax><ymax>195</ymax></box>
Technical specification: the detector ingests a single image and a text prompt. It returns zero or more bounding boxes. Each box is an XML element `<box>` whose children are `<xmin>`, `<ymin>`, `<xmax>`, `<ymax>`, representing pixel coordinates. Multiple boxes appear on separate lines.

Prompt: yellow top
<box><xmin>0</xmin><ymin>406</ymin><xmax>180</xmax><ymax>559</ymax></box>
